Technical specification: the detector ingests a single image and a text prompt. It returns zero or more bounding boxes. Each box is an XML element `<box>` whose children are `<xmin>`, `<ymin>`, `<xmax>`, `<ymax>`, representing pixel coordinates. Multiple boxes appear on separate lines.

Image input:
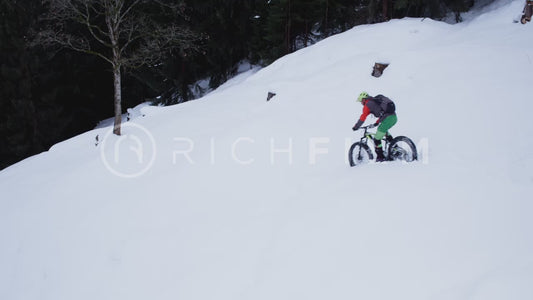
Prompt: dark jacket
<box><xmin>353</xmin><ymin>95</ymin><xmax>396</xmax><ymax>130</ymax></box>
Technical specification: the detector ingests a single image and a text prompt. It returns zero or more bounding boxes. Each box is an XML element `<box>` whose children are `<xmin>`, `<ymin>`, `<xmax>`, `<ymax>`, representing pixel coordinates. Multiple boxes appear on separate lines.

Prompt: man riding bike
<box><xmin>352</xmin><ymin>92</ymin><xmax>398</xmax><ymax>162</ymax></box>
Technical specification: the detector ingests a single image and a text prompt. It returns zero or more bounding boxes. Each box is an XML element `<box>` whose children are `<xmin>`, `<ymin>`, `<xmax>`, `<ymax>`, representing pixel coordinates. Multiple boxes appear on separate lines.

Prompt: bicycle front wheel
<box><xmin>348</xmin><ymin>142</ymin><xmax>373</xmax><ymax>167</ymax></box>
<box><xmin>388</xmin><ymin>136</ymin><xmax>417</xmax><ymax>162</ymax></box>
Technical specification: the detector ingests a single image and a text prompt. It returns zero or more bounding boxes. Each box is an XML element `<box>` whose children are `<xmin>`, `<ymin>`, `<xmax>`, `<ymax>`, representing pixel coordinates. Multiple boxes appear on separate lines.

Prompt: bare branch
<box><xmin>83</xmin><ymin>2</ymin><xmax>113</xmax><ymax>48</ymax></box>
<box><xmin>33</xmin><ymin>29</ymin><xmax>113</xmax><ymax>65</ymax></box>
<box><xmin>118</xmin><ymin>0</ymin><xmax>141</xmax><ymax>25</ymax></box>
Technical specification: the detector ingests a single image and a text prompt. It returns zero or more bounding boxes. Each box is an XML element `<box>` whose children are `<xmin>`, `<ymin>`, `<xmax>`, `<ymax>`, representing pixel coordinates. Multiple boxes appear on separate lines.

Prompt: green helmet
<box><xmin>357</xmin><ymin>91</ymin><xmax>369</xmax><ymax>102</ymax></box>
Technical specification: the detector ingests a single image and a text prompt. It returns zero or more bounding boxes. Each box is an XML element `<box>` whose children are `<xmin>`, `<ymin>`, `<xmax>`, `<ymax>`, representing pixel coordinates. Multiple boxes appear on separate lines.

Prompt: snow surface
<box><xmin>1</xmin><ymin>1</ymin><xmax>533</xmax><ymax>299</ymax></box>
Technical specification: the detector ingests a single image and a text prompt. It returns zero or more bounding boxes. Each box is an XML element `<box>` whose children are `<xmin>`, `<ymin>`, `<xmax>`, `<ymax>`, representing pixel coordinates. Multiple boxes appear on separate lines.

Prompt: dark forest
<box><xmin>0</xmin><ymin>0</ymin><xmax>474</xmax><ymax>169</ymax></box>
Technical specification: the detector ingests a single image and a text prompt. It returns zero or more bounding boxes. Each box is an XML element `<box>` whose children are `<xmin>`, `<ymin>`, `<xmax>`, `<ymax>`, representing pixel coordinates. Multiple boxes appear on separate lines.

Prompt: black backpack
<box><xmin>373</xmin><ymin>94</ymin><xmax>396</xmax><ymax>115</ymax></box>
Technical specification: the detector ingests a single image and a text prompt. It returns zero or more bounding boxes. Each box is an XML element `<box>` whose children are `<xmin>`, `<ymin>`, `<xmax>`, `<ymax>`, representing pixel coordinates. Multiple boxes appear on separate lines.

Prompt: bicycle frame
<box><xmin>356</xmin><ymin>125</ymin><xmax>391</xmax><ymax>155</ymax></box>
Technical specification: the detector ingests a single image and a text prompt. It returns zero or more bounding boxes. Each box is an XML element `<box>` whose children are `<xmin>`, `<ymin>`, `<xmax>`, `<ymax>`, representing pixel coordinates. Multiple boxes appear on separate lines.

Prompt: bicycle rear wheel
<box><xmin>348</xmin><ymin>142</ymin><xmax>373</xmax><ymax>167</ymax></box>
<box><xmin>388</xmin><ymin>136</ymin><xmax>417</xmax><ymax>162</ymax></box>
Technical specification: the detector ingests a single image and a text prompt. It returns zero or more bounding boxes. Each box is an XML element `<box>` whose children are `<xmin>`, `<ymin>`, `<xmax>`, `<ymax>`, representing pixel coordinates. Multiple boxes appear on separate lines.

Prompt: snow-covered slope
<box><xmin>1</xmin><ymin>1</ymin><xmax>533</xmax><ymax>299</ymax></box>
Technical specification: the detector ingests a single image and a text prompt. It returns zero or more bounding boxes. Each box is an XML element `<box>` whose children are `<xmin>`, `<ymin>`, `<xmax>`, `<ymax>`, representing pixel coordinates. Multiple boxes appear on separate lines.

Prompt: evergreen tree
<box><xmin>320</xmin><ymin>0</ymin><xmax>361</xmax><ymax>36</ymax></box>
<box><xmin>0</xmin><ymin>0</ymin><xmax>57</xmax><ymax>169</ymax></box>
<box><xmin>189</xmin><ymin>0</ymin><xmax>256</xmax><ymax>87</ymax></box>
<box><xmin>443</xmin><ymin>0</ymin><xmax>475</xmax><ymax>22</ymax></box>
<box><xmin>0</xmin><ymin>0</ymin><xmax>110</xmax><ymax>169</ymax></box>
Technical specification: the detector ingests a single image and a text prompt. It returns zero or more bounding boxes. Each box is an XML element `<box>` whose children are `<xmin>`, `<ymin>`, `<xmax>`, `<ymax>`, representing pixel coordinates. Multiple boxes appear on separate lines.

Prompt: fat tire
<box><xmin>348</xmin><ymin>142</ymin><xmax>373</xmax><ymax>167</ymax></box>
<box><xmin>388</xmin><ymin>136</ymin><xmax>417</xmax><ymax>162</ymax></box>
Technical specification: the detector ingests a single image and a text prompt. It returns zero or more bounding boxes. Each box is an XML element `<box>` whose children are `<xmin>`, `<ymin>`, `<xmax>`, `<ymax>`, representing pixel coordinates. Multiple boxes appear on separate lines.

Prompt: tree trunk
<box><xmin>286</xmin><ymin>0</ymin><xmax>291</xmax><ymax>54</ymax></box>
<box><xmin>107</xmin><ymin>2</ymin><xmax>122</xmax><ymax>136</ymax></box>
<box><xmin>324</xmin><ymin>0</ymin><xmax>329</xmax><ymax>37</ymax></box>
<box><xmin>383</xmin><ymin>0</ymin><xmax>389</xmax><ymax>21</ymax></box>
<box><xmin>113</xmin><ymin>64</ymin><xmax>122</xmax><ymax>135</ymax></box>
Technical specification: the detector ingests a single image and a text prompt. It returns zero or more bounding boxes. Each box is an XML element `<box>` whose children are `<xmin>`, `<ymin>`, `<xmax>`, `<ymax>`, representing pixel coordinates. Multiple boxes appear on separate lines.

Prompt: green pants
<box><xmin>375</xmin><ymin>114</ymin><xmax>397</xmax><ymax>140</ymax></box>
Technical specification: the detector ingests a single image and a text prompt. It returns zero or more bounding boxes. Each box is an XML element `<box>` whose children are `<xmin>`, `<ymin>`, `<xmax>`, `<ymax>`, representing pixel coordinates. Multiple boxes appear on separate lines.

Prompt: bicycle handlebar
<box><xmin>358</xmin><ymin>123</ymin><xmax>378</xmax><ymax>130</ymax></box>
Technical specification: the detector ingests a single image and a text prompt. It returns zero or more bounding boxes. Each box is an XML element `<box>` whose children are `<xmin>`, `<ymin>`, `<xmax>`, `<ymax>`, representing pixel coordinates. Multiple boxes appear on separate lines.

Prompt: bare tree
<box><xmin>33</xmin><ymin>0</ymin><xmax>202</xmax><ymax>135</ymax></box>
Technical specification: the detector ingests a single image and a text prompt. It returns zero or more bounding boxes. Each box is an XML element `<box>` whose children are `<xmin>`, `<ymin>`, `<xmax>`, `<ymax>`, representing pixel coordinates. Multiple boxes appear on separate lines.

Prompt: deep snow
<box><xmin>1</xmin><ymin>1</ymin><xmax>533</xmax><ymax>299</ymax></box>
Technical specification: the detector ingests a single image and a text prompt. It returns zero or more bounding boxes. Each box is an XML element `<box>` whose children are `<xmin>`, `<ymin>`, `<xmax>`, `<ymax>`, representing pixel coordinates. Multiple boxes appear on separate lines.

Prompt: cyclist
<box><xmin>352</xmin><ymin>91</ymin><xmax>398</xmax><ymax>162</ymax></box>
